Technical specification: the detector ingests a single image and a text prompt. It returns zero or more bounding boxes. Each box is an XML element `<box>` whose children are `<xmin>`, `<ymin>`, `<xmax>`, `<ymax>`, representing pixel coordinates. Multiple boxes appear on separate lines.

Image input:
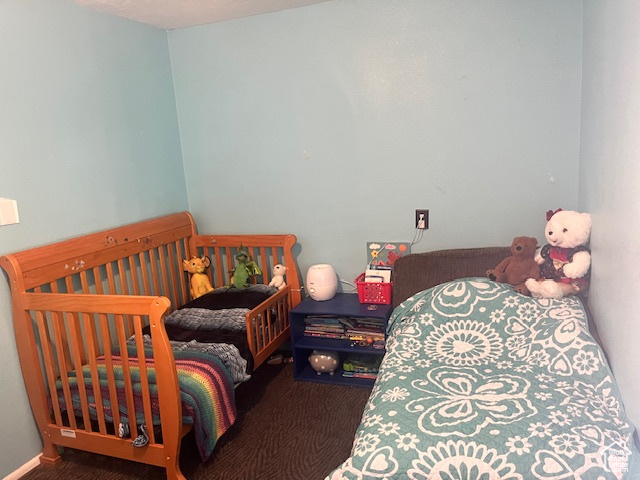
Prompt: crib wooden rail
<box><xmin>15</xmin><ymin>292</ymin><xmax>187</xmax><ymax>477</ymax></box>
<box><xmin>192</xmin><ymin>233</ymin><xmax>302</xmax><ymax>307</ymax></box>
<box><xmin>246</xmin><ymin>286</ymin><xmax>292</xmax><ymax>367</ymax></box>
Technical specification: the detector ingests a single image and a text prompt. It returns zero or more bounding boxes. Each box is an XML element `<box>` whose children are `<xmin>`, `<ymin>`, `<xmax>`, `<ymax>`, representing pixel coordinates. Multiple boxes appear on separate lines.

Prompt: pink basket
<box><xmin>355</xmin><ymin>273</ymin><xmax>392</xmax><ymax>305</ymax></box>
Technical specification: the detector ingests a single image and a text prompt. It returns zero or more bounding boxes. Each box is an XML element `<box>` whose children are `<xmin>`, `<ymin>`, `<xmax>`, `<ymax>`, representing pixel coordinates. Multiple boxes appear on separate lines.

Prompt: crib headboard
<box><xmin>1</xmin><ymin>211</ymin><xmax>302</xmax><ymax>309</ymax></box>
<box><xmin>2</xmin><ymin>212</ymin><xmax>197</xmax><ymax>306</ymax></box>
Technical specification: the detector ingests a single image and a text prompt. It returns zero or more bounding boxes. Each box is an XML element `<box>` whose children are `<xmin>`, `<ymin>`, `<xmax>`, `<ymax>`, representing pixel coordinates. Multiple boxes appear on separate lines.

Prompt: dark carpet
<box><xmin>19</xmin><ymin>362</ymin><xmax>371</xmax><ymax>480</ymax></box>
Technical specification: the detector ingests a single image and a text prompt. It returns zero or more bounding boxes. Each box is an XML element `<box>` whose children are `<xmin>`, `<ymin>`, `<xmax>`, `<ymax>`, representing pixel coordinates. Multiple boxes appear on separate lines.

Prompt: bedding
<box><xmin>150</xmin><ymin>284</ymin><xmax>281</xmax><ymax>380</ymax></box>
<box><xmin>56</xmin><ymin>346</ymin><xmax>236</xmax><ymax>462</ymax></box>
<box><xmin>328</xmin><ymin>279</ymin><xmax>640</xmax><ymax>479</ymax></box>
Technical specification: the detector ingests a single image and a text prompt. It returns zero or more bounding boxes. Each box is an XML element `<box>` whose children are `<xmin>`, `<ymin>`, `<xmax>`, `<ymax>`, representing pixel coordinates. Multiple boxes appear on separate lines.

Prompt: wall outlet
<box><xmin>415</xmin><ymin>209</ymin><xmax>429</xmax><ymax>229</ymax></box>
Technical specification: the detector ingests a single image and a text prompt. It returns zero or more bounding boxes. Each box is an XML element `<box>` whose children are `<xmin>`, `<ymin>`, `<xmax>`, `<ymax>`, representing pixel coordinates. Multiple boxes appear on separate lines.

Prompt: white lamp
<box><xmin>306</xmin><ymin>264</ymin><xmax>338</xmax><ymax>301</ymax></box>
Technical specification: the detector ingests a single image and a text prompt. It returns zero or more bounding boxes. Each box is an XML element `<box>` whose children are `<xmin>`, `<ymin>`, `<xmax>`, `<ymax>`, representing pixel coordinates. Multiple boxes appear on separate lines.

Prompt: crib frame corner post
<box><xmin>148</xmin><ymin>296</ymin><xmax>185</xmax><ymax>480</ymax></box>
<box><xmin>1</xmin><ymin>254</ymin><xmax>62</xmax><ymax>465</ymax></box>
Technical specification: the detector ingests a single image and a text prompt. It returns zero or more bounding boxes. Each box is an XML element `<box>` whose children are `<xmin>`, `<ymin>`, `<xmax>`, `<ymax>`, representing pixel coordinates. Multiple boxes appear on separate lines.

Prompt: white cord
<box><xmin>339</xmin><ymin>278</ymin><xmax>357</xmax><ymax>292</ymax></box>
<box><xmin>410</xmin><ymin>228</ymin><xmax>424</xmax><ymax>247</ymax></box>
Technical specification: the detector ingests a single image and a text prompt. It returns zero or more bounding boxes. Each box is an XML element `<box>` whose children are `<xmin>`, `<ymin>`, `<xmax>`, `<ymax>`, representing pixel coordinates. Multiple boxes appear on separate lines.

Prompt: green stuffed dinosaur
<box><xmin>230</xmin><ymin>247</ymin><xmax>262</xmax><ymax>288</ymax></box>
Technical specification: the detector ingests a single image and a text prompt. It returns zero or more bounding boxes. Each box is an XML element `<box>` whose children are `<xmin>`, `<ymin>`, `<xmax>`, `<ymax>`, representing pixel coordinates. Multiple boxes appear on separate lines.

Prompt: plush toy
<box><xmin>525</xmin><ymin>209</ymin><xmax>592</xmax><ymax>299</ymax></box>
<box><xmin>229</xmin><ymin>247</ymin><xmax>262</xmax><ymax>289</ymax></box>
<box><xmin>268</xmin><ymin>264</ymin><xmax>287</xmax><ymax>291</ymax></box>
<box><xmin>486</xmin><ymin>236</ymin><xmax>541</xmax><ymax>295</ymax></box>
<box><xmin>182</xmin><ymin>256</ymin><xmax>214</xmax><ymax>299</ymax></box>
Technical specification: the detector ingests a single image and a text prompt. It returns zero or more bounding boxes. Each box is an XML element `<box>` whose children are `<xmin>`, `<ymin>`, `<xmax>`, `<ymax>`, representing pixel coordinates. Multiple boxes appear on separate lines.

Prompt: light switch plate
<box><xmin>0</xmin><ymin>197</ymin><xmax>20</xmax><ymax>226</ymax></box>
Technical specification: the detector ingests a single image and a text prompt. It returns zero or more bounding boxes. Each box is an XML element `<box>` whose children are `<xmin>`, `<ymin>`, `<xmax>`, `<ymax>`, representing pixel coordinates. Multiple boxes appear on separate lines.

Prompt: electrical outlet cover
<box><xmin>415</xmin><ymin>210</ymin><xmax>429</xmax><ymax>229</ymax></box>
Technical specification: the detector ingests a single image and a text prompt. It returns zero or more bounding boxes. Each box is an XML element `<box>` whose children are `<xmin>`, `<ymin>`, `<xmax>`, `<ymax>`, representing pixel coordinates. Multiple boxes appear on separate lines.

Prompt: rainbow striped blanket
<box><xmin>55</xmin><ymin>346</ymin><xmax>236</xmax><ymax>461</ymax></box>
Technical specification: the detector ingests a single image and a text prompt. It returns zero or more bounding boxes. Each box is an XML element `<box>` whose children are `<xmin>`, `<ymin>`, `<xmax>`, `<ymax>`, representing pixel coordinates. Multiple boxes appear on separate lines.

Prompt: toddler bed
<box><xmin>1</xmin><ymin>211</ymin><xmax>302</xmax><ymax>480</ymax></box>
<box><xmin>327</xmin><ymin>248</ymin><xmax>640</xmax><ymax>479</ymax></box>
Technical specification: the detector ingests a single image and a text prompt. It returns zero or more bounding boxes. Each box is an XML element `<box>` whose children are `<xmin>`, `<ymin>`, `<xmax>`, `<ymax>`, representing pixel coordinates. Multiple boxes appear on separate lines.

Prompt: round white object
<box><xmin>306</xmin><ymin>264</ymin><xmax>338</xmax><ymax>301</ymax></box>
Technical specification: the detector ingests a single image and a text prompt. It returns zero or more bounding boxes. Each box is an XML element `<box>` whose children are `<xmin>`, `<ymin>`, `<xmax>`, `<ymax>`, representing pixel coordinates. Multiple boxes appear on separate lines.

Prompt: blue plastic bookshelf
<box><xmin>290</xmin><ymin>293</ymin><xmax>393</xmax><ymax>387</ymax></box>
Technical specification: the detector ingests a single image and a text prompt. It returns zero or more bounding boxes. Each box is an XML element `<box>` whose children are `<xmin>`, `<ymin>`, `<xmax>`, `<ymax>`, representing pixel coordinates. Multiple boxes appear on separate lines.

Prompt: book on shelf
<box><xmin>342</xmin><ymin>354</ymin><xmax>382</xmax><ymax>379</ymax></box>
<box><xmin>304</xmin><ymin>315</ymin><xmax>342</xmax><ymax>325</ymax></box>
<box><xmin>303</xmin><ymin>315</ymin><xmax>386</xmax><ymax>342</ymax></box>
<box><xmin>342</xmin><ymin>372</ymin><xmax>378</xmax><ymax>380</ymax></box>
<box><xmin>304</xmin><ymin>331</ymin><xmax>347</xmax><ymax>339</ymax></box>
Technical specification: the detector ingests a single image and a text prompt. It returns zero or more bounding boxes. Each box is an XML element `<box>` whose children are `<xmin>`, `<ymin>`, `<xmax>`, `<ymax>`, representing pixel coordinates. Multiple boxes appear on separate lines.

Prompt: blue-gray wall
<box><xmin>169</xmin><ymin>0</ymin><xmax>583</xmax><ymax>288</ymax></box>
<box><xmin>580</xmin><ymin>0</ymin><xmax>640</xmax><ymax>439</ymax></box>
<box><xmin>0</xmin><ymin>1</ymin><xmax>186</xmax><ymax>475</ymax></box>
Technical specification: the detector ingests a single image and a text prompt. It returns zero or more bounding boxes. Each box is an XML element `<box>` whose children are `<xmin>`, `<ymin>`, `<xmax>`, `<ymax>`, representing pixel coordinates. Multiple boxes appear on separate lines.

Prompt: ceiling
<box><xmin>72</xmin><ymin>0</ymin><xmax>334</xmax><ymax>30</ymax></box>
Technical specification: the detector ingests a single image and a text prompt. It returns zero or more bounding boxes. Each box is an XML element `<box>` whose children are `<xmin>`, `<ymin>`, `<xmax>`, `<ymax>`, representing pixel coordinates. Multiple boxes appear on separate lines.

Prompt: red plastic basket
<box><xmin>355</xmin><ymin>273</ymin><xmax>392</xmax><ymax>305</ymax></box>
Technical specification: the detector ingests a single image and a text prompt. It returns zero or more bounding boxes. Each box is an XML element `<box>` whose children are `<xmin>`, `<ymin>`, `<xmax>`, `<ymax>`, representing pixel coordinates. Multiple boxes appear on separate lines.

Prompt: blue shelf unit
<box><xmin>290</xmin><ymin>293</ymin><xmax>393</xmax><ymax>388</ymax></box>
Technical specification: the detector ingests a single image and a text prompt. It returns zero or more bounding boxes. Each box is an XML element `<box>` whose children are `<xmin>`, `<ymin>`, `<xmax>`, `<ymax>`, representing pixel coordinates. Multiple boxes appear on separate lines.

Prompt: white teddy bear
<box><xmin>268</xmin><ymin>264</ymin><xmax>287</xmax><ymax>291</ymax></box>
<box><xmin>525</xmin><ymin>209</ymin><xmax>591</xmax><ymax>299</ymax></box>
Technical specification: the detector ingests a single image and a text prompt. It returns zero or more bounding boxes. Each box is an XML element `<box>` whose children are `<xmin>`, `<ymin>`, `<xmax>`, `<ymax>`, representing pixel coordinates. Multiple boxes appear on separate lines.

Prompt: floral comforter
<box><xmin>327</xmin><ymin>279</ymin><xmax>640</xmax><ymax>479</ymax></box>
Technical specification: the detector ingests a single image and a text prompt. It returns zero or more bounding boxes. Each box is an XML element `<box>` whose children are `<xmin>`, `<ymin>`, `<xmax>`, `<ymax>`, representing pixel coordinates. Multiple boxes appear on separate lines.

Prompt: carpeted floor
<box><xmin>19</xmin><ymin>361</ymin><xmax>371</xmax><ymax>480</ymax></box>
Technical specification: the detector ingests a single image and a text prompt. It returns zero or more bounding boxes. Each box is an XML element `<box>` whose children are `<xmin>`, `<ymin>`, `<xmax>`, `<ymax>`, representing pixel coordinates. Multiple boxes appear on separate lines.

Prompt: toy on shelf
<box><xmin>182</xmin><ymin>256</ymin><xmax>214</xmax><ymax>299</ymax></box>
<box><xmin>268</xmin><ymin>264</ymin><xmax>287</xmax><ymax>291</ymax></box>
<box><xmin>308</xmin><ymin>350</ymin><xmax>339</xmax><ymax>375</ymax></box>
<box><xmin>229</xmin><ymin>247</ymin><xmax>262</xmax><ymax>289</ymax></box>
<box><xmin>525</xmin><ymin>209</ymin><xmax>592</xmax><ymax>299</ymax></box>
<box><xmin>486</xmin><ymin>236</ymin><xmax>540</xmax><ymax>295</ymax></box>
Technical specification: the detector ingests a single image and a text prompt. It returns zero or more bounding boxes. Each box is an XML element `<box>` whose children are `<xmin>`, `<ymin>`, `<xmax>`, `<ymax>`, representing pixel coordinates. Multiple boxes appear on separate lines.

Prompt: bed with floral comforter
<box><xmin>327</xmin><ymin>279</ymin><xmax>640</xmax><ymax>479</ymax></box>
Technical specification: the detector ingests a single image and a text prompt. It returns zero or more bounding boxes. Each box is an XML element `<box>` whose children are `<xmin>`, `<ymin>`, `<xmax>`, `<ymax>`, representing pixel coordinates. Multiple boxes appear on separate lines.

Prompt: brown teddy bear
<box><xmin>486</xmin><ymin>236</ymin><xmax>541</xmax><ymax>295</ymax></box>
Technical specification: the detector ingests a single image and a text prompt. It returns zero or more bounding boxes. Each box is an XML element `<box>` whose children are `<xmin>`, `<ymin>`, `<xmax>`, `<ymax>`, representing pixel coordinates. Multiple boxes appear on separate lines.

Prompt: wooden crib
<box><xmin>1</xmin><ymin>212</ymin><xmax>302</xmax><ymax>479</ymax></box>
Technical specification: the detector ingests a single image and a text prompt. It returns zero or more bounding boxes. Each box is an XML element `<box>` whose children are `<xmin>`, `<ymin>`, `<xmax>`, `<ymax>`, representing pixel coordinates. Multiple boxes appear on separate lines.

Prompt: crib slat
<box><xmin>115</xmin><ymin>314</ymin><xmax>139</xmax><ymax>439</ymax></box>
<box><xmin>106</xmin><ymin>262</ymin><xmax>117</xmax><ymax>295</ymax></box>
<box><xmin>138</xmin><ymin>251</ymin><xmax>152</xmax><ymax>296</ymax></box>
<box><xmin>93</xmin><ymin>267</ymin><xmax>104</xmax><ymax>294</ymax></box>
<box><xmin>225</xmin><ymin>247</ymin><xmax>234</xmax><ymax>284</ymax></box>
<box><xmin>51</xmin><ymin>311</ymin><xmax>77</xmax><ymax>429</ymax></box>
<box><xmin>167</xmin><ymin>243</ymin><xmax>180</xmax><ymax>306</ymax></box>
<box><xmin>133</xmin><ymin>317</ymin><xmax>156</xmax><ymax>445</ymax></box>
<box><xmin>158</xmin><ymin>245</ymin><xmax>170</xmax><ymax>301</ymax></box>
<box><xmin>35</xmin><ymin>310</ymin><xmax>64</xmax><ymax>427</ymax></box>
<box><xmin>117</xmin><ymin>259</ymin><xmax>136</xmax><ymax>335</ymax></box>
<box><xmin>212</xmin><ymin>246</ymin><xmax>224</xmax><ymax>288</ymax></box>
<box><xmin>80</xmin><ymin>270</ymin><xmax>90</xmax><ymax>293</ymax></box>
<box><xmin>83</xmin><ymin>312</ymin><xmax>108</xmax><ymax>435</ymax></box>
<box><xmin>49</xmin><ymin>282</ymin><xmax>75</xmax><ymax>371</ymax></box>
<box><xmin>80</xmin><ymin>271</ymin><xmax>101</xmax><ymax>357</ymax></box>
<box><xmin>66</xmin><ymin>311</ymin><xmax>93</xmax><ymax>432</ymax></box>
<box><xmin>180</xmin><ymin>238</ymin><xmax>191</xmax><ymax>302</ymax></box>
<box><xmin>258</xmin><ymin>247</ymin><xmax>268</xmax><ymax>283</ymax></box>
<box><xmin>128</xmin><ymin>256</ymin><xmax>140</xmax><ymax>295</ymax></box>
<box><xmin>98</xmin><ymin>313</ymin><xmax>122</xmax><ymax>431</ymax></box>
<box><xmin>150</xmin><ymin>249</ymin><xmax>162</xmax><ymax>296</ymax></box>
<box><xmin>65</xmin><ymin>277</ymin><xmax>87</xmax><ymax>366</ymax></box>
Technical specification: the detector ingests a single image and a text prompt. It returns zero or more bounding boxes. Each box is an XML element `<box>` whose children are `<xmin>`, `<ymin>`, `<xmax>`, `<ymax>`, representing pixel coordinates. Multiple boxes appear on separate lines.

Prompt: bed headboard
<box><xmin>391</xmin><ymin>246</ymin><xmax>608</xmax><ymax>357</ymax></box>
<box><xmin>392</xmin><ymin>247</ymin><xmax>511</xmax><ymax>308</ymax></box>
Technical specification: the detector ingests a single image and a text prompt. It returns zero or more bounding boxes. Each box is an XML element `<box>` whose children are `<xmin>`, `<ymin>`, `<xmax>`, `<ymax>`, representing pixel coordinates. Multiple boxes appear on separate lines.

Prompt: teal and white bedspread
<box><xmin>327</xmin><ymin>279</ymin><xmax>640</xmax><ymax>479</ymax></box>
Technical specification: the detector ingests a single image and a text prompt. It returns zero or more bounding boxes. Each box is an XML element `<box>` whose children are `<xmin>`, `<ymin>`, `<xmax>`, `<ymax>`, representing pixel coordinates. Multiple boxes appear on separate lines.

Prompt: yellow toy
<box><xmin>182</xmin><ymin>256</ymin><xmax>214</xmax><ymax>299</ymax></box>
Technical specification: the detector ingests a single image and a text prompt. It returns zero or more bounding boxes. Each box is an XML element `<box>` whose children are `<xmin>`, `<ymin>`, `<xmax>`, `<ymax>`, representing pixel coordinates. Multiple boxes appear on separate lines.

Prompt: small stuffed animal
<box><xmin>229</xmin><ymin>247</ymin><xmax>262</xmax><ymax>289</ymax></box>
<box><xmin>487</xmin><ymin>236</ymin><xmax>540</xmax><ymax>295</ymax></box>
<box><xmin>268</xmin><ymin>264</ymin><xmax>287</xmax><ymax>291</ymax></box>
<box><xmin>525</xmin><ymin>209</ymin><xmax>592</xmax><ymax>299</ymax></box>
<box><xmin>182</xmin><ymin>256</ymin><xmax>214</xmax><ymax>299</ymax></box>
